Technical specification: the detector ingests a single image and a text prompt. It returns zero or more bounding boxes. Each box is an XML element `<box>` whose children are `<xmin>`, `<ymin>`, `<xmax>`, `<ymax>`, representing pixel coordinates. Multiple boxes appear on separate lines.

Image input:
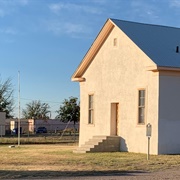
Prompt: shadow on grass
<box><xmin>0</xmin><ymin>170</ymin><xmax>147</xmax><ymax>179</ymax></box>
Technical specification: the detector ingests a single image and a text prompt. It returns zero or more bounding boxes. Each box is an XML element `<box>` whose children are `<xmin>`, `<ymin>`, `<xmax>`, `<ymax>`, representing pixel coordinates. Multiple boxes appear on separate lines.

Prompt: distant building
<box><xmin>34</xmin><ymin>119</ymin><xmax>79</xmax><ymax>132</ymax></box>
<box><xmin>6</xmin><ymin>118</ymin><xmax>79</xmax><ymax>134</ymax></box>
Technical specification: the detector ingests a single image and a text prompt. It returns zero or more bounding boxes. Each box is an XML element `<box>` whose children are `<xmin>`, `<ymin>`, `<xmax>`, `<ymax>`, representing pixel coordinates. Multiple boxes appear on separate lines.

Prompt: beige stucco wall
<box><xmin>158</xmin><ymin>72</ymin><xmax>180</xmax><ymax>154</ymax></box>
<box><xmin>79</xmin><ymin>26</ymin><xmax>159</xmax><ymax>154</ymax></box>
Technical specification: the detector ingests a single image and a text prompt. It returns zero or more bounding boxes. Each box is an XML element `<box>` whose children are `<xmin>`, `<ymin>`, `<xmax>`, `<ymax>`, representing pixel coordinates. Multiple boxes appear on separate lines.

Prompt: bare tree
<box><xmin>22</xmin><ymin>100</ymin><xmax>50</xmax><ymax>120</ymax></box>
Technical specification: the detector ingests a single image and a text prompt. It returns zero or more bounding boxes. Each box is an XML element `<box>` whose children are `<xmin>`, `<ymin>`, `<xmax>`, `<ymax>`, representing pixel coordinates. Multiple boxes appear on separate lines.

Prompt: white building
<box><xmin>72</xmin><ymin>18</ymin><xmax>180</xmax><ymax>154</ymax></box>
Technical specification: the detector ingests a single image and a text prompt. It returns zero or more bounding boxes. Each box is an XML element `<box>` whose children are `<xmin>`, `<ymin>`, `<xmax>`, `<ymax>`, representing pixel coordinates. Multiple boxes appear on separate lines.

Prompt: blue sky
<box><xmin>0</xmin><ymin>0</ymin><xmax>180</xmax><ymax>118</ymax></box>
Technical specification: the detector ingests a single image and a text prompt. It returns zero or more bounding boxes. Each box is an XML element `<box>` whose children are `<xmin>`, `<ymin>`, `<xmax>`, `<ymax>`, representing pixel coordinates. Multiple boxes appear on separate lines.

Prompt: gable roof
<box><xmin>72</xmin><ymin>19</ymin><xmax>180</xmax><ymax>81</ymax></box>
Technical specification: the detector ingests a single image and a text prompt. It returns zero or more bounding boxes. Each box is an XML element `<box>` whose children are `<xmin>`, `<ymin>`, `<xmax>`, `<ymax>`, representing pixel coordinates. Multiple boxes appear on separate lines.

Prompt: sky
<box><xmin>0</xmin><ymin>0</ymin><xmax>180</xmax><ymax>118</ymax></box>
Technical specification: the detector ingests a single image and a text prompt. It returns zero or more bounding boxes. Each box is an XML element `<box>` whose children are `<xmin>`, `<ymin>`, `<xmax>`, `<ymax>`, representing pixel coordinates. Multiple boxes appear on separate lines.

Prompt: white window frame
<box><xmin>138</xmin><ymin>89</ymin><xmax>146</xmax><ymax>124</ymax></box>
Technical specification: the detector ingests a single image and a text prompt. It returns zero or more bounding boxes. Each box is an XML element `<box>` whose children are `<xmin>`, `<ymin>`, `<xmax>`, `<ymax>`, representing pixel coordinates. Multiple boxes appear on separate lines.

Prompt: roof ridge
<box><xmin>110</xmin><ymin>18</ymin><xmax>180</xmax><ymax>30</ymax></box>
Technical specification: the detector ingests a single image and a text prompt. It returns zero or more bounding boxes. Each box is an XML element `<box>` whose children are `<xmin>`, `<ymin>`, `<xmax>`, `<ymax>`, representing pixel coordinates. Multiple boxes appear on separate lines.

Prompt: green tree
<box><xmin>0</xmin><ymin>78</ymin><xmax>14</xmax><ymax>118</ymax></box>
<box><xmin>56</xmin><ymin>97</ymin><xmax>80</xmax><ymax>137</ymax></box>
<box><xmin>22</xmin><ymin>100</ymin><xmax>50</xmax><ymax>120</ymax></box>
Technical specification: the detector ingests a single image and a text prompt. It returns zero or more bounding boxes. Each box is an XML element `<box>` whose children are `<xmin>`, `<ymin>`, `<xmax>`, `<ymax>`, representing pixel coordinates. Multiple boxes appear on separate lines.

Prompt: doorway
<box><xmin>110</xmin><ymin>103</ymin><xmax>119</xmax><ymax>136</ymax></box>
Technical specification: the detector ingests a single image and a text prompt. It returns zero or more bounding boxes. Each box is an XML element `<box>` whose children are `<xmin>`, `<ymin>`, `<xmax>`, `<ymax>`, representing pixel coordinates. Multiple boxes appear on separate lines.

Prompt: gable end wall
<box><xmin>79</xmin><ymin>26</ymin><xmax>159</xmax><ymax>154</ymax></box>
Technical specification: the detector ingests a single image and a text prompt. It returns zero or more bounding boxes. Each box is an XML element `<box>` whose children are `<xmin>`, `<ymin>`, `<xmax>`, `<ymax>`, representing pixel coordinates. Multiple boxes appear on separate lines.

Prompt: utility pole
<box><xmin>18</xmin><ymin>71</ymin><xmax>21</xmax><ymax>147</ymax></box>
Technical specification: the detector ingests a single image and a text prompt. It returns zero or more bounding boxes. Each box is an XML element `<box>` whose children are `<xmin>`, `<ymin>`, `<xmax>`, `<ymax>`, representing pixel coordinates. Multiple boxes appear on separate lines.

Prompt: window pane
<box><xmin>89</xmin><ymin>95</ymin><xmax>93</xmax><ymax>108</ymax></box>
<box><xmin>139</xmin><ymin>90</ymin><xmax>145</xmax><ymax>97</ymax></box>
<box><xmin>138</xmin><ymin>108</ymin><xmax>144</xmax><ymax>123</ymax></box>
<box><xmin>89</xmin><ymin>95</ymin><xmax>93</xmax><ymax>102</ymax></box>
<box><xmin>88</xmin><ymin>95</ymin><xmax>94</xmax><ymax>124</ymax></box>
<box><xmin>139</xmin><ymin>97</ymin><xmax>145</xmax><ymax>106</ymax></box>
<box><xmin>138</xmin><ymin>90</ymin><xmax>145</xmax><ymax>124</ymax></box>
<box><xmin>89</xmin><ymin>110</ymin><xmax>91</xmax><ymax>123</ymax></box>
<box><xmin>88</xmin><ymin>110</ymin><xmax>93</xmax><ymax>124</ymax></box>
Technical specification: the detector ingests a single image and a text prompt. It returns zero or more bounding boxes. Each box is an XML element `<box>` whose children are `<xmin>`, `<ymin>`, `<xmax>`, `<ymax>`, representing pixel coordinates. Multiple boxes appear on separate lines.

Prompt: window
<box><xmin>138</xmin><ymin>90</ymin><xmax>145</xmax><ymax>124</ymax></box>
<box><xmin>113</xmin><ymin>38</ymin><xmax>117</xmax><ymax>47</ymax></box>
<box><xmin>88</xmin><ymin>95</ymin><xmax>94</xmax><ymax>124</ymax></box>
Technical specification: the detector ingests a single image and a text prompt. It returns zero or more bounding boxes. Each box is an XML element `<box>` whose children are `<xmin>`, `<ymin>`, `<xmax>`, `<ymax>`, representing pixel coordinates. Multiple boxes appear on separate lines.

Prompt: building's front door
<box><xmin>110</xmin><ymin>103</ymin><xmax>119</xmax><ymax>136</ymax></box>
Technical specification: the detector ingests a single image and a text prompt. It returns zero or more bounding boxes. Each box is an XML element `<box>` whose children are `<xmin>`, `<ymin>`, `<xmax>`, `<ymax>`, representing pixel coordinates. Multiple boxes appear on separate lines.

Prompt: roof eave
<box><xmin>71</xmin><ymin>77</ymin><xmax>86</xmax><ymax>82</ymax></box>
<box><xmin>147</xmin><ymin>65</ymin><xmax>180</xmax><ymax>72</ymax></box>
<box><xmin>71</xmin><ymin>19</ymin><xmax>115</xmax><ymax>80</ymax></box>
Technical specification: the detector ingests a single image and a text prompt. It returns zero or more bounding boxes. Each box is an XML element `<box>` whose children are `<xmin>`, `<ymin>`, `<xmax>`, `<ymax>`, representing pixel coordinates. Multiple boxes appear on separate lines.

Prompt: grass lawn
<box><xmin>0</xmin><ymin>144</ymin><xmax>180</xmax><ymax>179</ymax></box>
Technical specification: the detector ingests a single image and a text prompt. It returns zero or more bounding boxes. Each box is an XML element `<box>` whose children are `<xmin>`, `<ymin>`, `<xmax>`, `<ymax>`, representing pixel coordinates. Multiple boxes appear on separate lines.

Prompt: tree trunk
<box><xmin>73</xmin><ymin>121</ymin><xmax>76</xmax><ymax>142</ymax></box>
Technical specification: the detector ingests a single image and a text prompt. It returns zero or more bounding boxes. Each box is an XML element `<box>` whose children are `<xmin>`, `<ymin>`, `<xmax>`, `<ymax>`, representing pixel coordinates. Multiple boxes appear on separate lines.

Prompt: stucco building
<box><xmin>7</xmin><ymin>118</ymin><xmax>79</xmax><ymax>134</ymax></box>
<box><xmin>72</xmin><ymin>19</ymin><xmax>180</xmax><ymax>155</ymax></box>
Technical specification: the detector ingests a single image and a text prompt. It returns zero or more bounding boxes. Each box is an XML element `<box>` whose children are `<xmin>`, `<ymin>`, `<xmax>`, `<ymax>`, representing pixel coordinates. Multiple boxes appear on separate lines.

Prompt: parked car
<box><xmin>36</xmin><ymin>127</ymin><xmax>47</xmax><ymax>133</ymax></box>
<box><xmin>12</xmin><ymin>127</ymin><xmax>22</xmax><ymax>135</ymax></box>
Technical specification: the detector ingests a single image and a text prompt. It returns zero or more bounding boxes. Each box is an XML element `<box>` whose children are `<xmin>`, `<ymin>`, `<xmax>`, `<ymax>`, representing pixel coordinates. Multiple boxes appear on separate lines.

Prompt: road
<box><xmin>7</xmin><ymin>167</ymin><xmax>180</xmax><ymax>180</ymax></box>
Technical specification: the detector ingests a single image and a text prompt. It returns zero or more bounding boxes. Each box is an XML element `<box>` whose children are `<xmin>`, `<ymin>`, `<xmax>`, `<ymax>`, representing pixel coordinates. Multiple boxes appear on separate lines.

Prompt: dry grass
<box><xmin>0</xmin><ymin>134</ymin><xmax>78</xmax><ymax>144</ymax></box>
<box><xmin>0</xmin><ymin>144</ymin><xmax>180</xmax><ymax>179</ymax></box>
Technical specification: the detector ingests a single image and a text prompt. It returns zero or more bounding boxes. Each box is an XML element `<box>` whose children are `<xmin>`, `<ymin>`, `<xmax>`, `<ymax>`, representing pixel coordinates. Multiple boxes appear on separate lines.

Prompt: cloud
<box><xmin>169</xmin><ymin>0</ymin><xmax>180</xmax><ymax>8</ymax></box>
<box><xmin>48</xmin><ymin>3</ymin><xmax>62</xmax><ymax>14</ymax></box>
<box><xmin>49</xmin><ymin>2</ymin><xmax>102</xmax><ymax>15</ymax></box>
<box><xmin>130</xmin><ymin>0</ymin><xmax>159</xmax><ymax>21</ymax></box>
<box><xmin>0</xmin><ymin>27</ymin><xmax>17</xmax><ymax>35</ymax></box>
<box><xmin>47</xmin><ymin>2</ymin><xmax>104</xmax><ymax>38</ymax></box>
<box><xmin>47</xmin><ymin>21</ymin><xmax>85</xmax><ymax>34</ymax></box>
<box><xmin>85</xmin><ymin>0</ymin><xmax>107</xmax><ymax>4</ymax></box>
<box><xmin>0</xmin><ymin>0</ymin><xmax>29</xmax><ymax>18</ymax></box>
<box><xmin>64</xmin><ymin>23</ymin><xmax>85</xmax><ymax>34</ymax></box>
<box><xmin>0</xmin><ymin>27</ymin><xmax>17</xmax><ymax>43</ymax></box>
<box><xmin>0</xmin><ymin>9</ymin><xmax>5</xmax><ymax>17</ymax></box>
<box><xmin>18</xmin><ymin>0</ymin><xmax>29</xmax><ymax>6</ymax></box>
<box><xmin>45</xmin><ymin>20</ymin><xmax>92</xmax><ymax>38</ymax></box>
<box><xmin>4</xmin><ymin>38</ymin><xmax>15</xmax><ymax>43</ymax></box>
<box><xmin>0</xmin><ymin>0</ymin><xmax>29</xmax><ymax>6</ymax></box>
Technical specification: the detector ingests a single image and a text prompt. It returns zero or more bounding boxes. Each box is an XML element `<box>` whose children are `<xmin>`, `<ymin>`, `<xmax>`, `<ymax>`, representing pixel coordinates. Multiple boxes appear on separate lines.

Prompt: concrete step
<box><xmin>92</xmin><ymin>135</ymin><xmax>108</xmax><ymax>139</ymax></box>
<box><xmin>73</xmin><ymin>150</ymin><xmax>88</xmax><ymax>153</ymax></box>
<box><xmin>81</xmin><ymin>144</ymin><xmax>95</xmax><ymax>148</ymax></box>
<box><xmin>73</xmin><ymin>136</ymin><xmax>120</xmax><ymax>153</ymax></box>
<box><xmin>84</xmin><ymin>140</ymin><xmax>103</xmax><ymax>145</ymax></box>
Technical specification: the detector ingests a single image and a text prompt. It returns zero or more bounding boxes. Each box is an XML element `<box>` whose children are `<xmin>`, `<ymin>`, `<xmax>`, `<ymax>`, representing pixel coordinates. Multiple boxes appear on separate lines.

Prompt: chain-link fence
<box><xmin>0</xmin><ymin>120</ymin><xmax>79</xmax><ymax>144</ymax></box>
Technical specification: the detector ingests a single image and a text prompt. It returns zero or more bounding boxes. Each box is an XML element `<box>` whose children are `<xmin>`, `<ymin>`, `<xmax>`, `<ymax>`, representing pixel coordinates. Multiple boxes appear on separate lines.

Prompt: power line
<box><xmin>14</xmin><ymin>97</ymin><xmax>63</xmax><ymax>104</ymax></box>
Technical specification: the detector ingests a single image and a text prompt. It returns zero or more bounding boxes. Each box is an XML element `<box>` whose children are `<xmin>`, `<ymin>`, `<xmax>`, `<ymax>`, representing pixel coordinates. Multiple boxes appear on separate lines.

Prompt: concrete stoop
<box><xmin>73</xmin><ymin>135</ymin><xmax>120</xmax><ymax>153</ymax></box>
